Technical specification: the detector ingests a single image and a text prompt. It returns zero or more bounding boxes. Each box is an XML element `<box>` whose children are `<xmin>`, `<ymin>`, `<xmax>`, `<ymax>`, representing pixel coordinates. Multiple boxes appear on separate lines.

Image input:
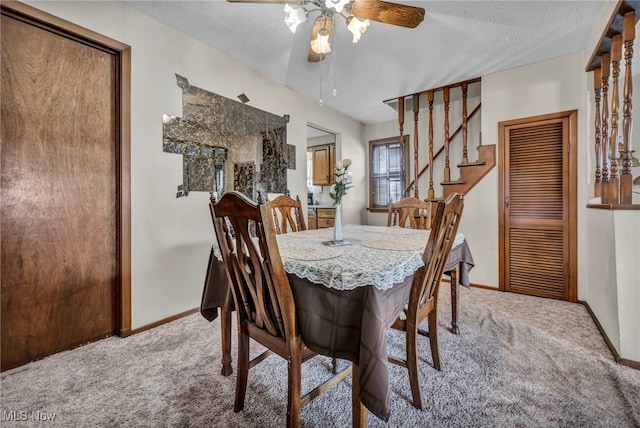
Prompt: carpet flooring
<box><xmin>1</xmin><ymin>287</ymin><xmax>639</xmax><ymax>427</ymax></box>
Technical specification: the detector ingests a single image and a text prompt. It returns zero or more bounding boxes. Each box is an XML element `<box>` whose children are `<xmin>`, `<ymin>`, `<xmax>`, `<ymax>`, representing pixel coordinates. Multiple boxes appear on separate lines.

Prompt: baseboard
<box><xmin>469</xmin><ymin>283</ymin><xmax>500</xmax><ymax>291</ymax></box>
<box><xmin>129</xmin><ymin>307</ymin><xmax>200</xmax><ymax>335</ymax></box>
<box><xmin>440</xmin><ymin>277</ymin><xmax>498</xmax><ymax>291</ymax></box>
<box><xmin>618</xmin><ymin>358</ymin><xmax>640</xmax><ymax>370</ymax></box>
<box><xmin>580</xmin><ymin>300</ymin><xmax>640</xmax><ymax>371</ymax></box>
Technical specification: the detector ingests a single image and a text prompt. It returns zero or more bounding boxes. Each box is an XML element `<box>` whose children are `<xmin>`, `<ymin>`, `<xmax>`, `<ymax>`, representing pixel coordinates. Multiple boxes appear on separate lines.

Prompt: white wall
<box><xmin>25</xmin><ymin>1</ymin><xmax>365</xmax><ymax>329</ymax></box>
<box><xmin>365</xmin><ymin>54</ymin><xmax>586</xmax><ymax>289</ymax></box>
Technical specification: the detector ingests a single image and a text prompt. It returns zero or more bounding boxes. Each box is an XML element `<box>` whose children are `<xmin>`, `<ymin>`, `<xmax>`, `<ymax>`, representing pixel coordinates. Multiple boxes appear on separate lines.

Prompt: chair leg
<box><xmin>234</xmin><ymin>326</ymin><xmax>250</xmax><ymax>412</ymax></box>
<box><xmin>428</xmin><ymin>311</ymin><xmax>441</xmax><ymax>371</ymax></box>
<box><xmin>406</xmin><ymin>323</ymin><xmax>423</xmax><ymax>410</ymax></box>
<box><xmin>286</xmin><ymin>351</ymin><xmax>302</xmax><ymax>428</ymax></box>
<box><xmin>332</xmin><ymin>357</ymin><xmax>338</xmax><ymax>374</ymax></box>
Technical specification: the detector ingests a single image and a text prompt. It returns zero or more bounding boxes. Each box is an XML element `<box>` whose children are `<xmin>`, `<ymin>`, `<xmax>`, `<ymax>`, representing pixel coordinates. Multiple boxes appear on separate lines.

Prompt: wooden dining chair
<box><xmin>388</xmin><ymin>192</ymin><xmax>465</xmax><ymax>410</ymax></box>
<box><xmin>268</xmin><ymin>194</ymin><xmax>306</xmax><ymax>234</ymax></box>
<box><xmin>210</xmin><ymin>191</ymin><xmax>351</xmax><ymax>428</ymax></box>
<box><xmin>387</xmin><ymin>196</ymin><xmax>434</xmax><ymax>230</ymax></box>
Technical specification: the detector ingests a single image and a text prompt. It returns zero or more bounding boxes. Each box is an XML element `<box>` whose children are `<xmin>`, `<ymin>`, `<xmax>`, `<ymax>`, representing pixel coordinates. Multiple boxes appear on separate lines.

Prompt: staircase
<box><xmin>392</xmin><ymin>78</ymin><xmax>495</xmax><ymax>201</ymax></box>
<box><xmin>442</xmin><ymin>144</ymin><xmax>496</xmax><ymax>198</ymax></box>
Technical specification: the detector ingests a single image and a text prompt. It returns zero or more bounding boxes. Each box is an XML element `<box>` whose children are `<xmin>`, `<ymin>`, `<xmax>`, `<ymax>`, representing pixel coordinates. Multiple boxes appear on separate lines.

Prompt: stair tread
<box><xmin>441</xmin><ymin>179</ymin><xmax>465</xmax><ymax>185</ymax></box>
<box><xmin>457</xmin><ymin>161</ymin><xmax>486</xmax><ymax>167</ymax></box>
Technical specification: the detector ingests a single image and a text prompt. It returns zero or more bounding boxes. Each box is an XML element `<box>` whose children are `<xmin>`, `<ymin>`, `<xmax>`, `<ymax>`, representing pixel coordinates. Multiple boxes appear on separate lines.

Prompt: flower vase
<box><xmin>333</xmin><ymin>203</ymin><xmax>343</xmax><ymax>241</ymax></box>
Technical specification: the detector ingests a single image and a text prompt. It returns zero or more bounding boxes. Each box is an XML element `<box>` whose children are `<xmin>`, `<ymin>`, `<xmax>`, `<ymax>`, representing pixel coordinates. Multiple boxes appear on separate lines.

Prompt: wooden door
<box><xmin>498</xmin><ymin>111</ymin><xmax>577</xmax><ymax>301</ymax></box>
<box><xmin>1</xmin><ymin>5</ymin><xmax>130</xmax><ymax>371</ymax></box>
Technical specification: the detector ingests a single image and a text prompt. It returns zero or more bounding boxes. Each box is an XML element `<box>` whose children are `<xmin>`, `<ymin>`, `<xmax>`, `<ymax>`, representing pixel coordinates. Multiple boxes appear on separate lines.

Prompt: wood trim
<box><xmin>2</xmin><ymin>1</ymin><xmax>133</xmax><ymax>337</ymax></box>
<box><xmin>498</xmin><ymin>122</ymin><xmax>507</xmax><ymax>292</ymax></box>
<box><xmin>618</xmin><ymin>357</ymin><xmax>640</xmax><ymax>370</ymax></box>
<box><xmin>130</xmin><ymin>308</ymin><xmax>200</xmax><ymax>336</ymax></box>
<box><xmin>586</xmin><ymin>203</ymin><xmax>640</xmax><ymax>210</ymax></box>
<box><xmin>383</xmin><ymin>77</ymin><xmax>481</xmax><ymax>105</ymax></box>
<box><xmin>580</xmin><ymin>300</ymin><xmax>640</xmax><ymax>371</ymax></box>
<box><xmin>586</xmin><ymin>0</ymin><xmax>640</xmax><ymax>72</ymax></box>
<box><xmin>498</xmin><ymin>110</ymin><xmax>578</xmax><ymax>301</ymax></box>
<box><xmin>368</xmin><ymin>135</ymin><xmax>409</xmax><ymax>209</ymax></box>
<box><xmin>119</xmin><ymin>46</ymin><xmax>132</xmax><ymax>337</ymax></box>
<box><xmin>439</xmin><ymin>277</ymin><xmax>496</xmax><ymax>290</ymax></box>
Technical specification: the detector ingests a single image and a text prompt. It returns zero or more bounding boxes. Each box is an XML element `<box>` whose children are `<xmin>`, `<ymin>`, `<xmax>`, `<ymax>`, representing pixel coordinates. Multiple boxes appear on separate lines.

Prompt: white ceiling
<box><xmin>122</xmin><ymin>0</ymin><xmax>606</xmax><ymax>125</ymax></box>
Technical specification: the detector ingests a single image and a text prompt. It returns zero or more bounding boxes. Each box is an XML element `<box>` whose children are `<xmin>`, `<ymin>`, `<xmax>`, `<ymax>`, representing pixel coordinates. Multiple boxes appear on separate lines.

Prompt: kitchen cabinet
<box><xmin>311</xmin><ymin>144</ymin><xmax>335</xmax><ymax>186</ymax></box>
<box><xmin>307</xmin><ymin>207</ymin><xmax>335</xmax><ymax>229</ymax></box>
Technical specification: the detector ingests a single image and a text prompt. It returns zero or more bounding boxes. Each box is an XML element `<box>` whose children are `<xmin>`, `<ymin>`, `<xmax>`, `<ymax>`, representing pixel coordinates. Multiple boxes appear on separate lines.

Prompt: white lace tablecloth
<box><xmin>276</xmin><ymin>225</ymin><xmax>465</xmax><ymax>291</ymax></box>
<box><xmin>212</xmin><ymin>224</ymin><xmax>464</xmax><ymax>291</ymax></box>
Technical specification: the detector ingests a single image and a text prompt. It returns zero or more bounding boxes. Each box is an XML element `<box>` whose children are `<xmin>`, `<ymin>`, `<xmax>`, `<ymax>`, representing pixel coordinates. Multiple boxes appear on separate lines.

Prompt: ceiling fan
<box><xmin>227</xmin><ymin>0</ymin><xmax>425</xmax><ymax>62</ymax></box>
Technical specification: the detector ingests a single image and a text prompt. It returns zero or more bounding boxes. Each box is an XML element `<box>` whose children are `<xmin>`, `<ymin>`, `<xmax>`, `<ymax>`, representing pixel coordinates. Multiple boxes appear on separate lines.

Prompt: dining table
<box><xmin>200</xmin><ymin>224</ymin><xmax>474</xmax><ymax>425</ymax></box>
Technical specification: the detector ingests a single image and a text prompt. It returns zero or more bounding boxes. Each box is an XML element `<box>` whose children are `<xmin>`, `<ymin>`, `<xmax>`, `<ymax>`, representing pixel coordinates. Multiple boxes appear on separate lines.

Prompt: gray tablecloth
<box><xmin>289</xmin><ymin>273</ymin><xmax>413</xmax><ymax>421</ymax></box>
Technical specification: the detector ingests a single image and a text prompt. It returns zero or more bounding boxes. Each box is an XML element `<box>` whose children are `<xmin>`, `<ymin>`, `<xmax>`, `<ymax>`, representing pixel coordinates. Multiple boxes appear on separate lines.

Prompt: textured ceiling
<box><xmin>122</xmin><ymin>1</ymin><xmax>605</xmax><ymax>124</ymax></box>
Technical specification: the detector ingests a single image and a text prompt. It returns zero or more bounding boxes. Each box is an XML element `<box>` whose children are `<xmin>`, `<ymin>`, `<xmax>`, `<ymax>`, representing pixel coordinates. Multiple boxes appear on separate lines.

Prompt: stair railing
<box><xmin>587</xmin><ymin>5</ymin><xmax>638</xmax><ymax>205</ymax></box>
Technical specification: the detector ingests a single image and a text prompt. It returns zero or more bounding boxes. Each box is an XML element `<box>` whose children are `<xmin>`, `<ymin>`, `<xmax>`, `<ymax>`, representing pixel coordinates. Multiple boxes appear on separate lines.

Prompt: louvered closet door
<box><xmin>500</xmin><ymin>112</ymin><xmax>577</xmax><ymax>301</ymax></box>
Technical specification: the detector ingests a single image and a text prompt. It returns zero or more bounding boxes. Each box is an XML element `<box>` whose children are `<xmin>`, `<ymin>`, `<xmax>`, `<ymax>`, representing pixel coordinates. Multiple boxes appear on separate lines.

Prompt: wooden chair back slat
<box><xmin>387</xmin><ymin>196</ymin><xmax>433</xmax><ymax>230</ymax></box>
<box><xmin>411</xmin><ymin>193</ymin><xmax>464</xmax><ymax>316</ymax></box>
<box><xmin>269</xmin><ymin>194</ymin><xmax>306</xmax><ymax>234</ymax></box>
<box><xmin>210</xmin><ymin>191</ymin><xmax>293</xmax><ymax>340</ymax></box>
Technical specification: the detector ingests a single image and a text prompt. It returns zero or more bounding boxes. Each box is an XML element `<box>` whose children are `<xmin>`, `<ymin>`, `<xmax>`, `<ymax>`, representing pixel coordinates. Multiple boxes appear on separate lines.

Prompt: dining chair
<box><xmin>387</xmin><ymin>196</ymin><xmax>434</xmax><ymax>230</ymax></box>
<box><xmin>388</xmin><ymin>192</ymin><xmax>465</xmax><ymax>410</ymax></box>
<box><xmin>210</xmin><ymin>191</ymin><xmax>351</xmax><ymax>428</ymax></box>
<box><xmin>269</xmin><ymin>194</ymin><xmax>306</xmax><ymax>234</ymax></box>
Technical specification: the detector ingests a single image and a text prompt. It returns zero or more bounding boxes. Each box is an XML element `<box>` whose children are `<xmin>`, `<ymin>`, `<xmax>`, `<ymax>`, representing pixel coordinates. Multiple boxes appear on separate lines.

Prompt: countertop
<box><xmin>308</xmin><ymin>205</ymin><xmax>335</xmax><ymax>210</ymax></box>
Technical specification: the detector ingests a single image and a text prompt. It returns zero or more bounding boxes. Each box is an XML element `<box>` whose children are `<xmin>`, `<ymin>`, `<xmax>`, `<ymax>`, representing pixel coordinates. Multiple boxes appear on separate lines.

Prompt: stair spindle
<box><xmin>610</xmin><ymin>35</ymin><xmax>622</xmax><ymax>204</ymax></box>
<box><xmin>594</xmin><ymin>67</ymin><xmax>602</xmax><ymax>198</ymax></box>
<box><xmin>443</xmin><ymin>87</ymin><xmax>451</xmax><ymax>182</ymax></box>
<box><xmin>601</xmin><ymin>53</ymin><xmax>611</xmax><ymax>203</ymax></box>
<box><xmin>461</xmin><ymin>83</ymin><xmax>469</xmax><ymax>165</ymax></box>
<box><xmin>413</xmin><ymin>93</ymin><xmax>420</xmax><ymax>198</ymax></box>
<box><xmin>398</xmin><ymin>96</ymin><xmax>405</xmax><ymax>197</ymax></box>
<box><xmin>621</xmin><ymin>11</ymin><xmax>635</xmax><ymax>204</ymax></box>
<box><xmin>427</xmin><ymin>90</ymin><xmax>435</xmax><ymax>199</ymax></box>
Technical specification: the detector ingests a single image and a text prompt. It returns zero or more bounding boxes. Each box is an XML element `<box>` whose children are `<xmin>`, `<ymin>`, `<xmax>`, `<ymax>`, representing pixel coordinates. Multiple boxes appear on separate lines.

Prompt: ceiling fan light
<box><xmin>347</xmin><ymin>16</ymin><xmax>370</xmax><ymax>43</ymax></box>
<box><xmin>324</xmin><ymin>0</ymin><xmax>350</xmax><ymax>13</ymax></box>
<box><xmin>310</xmin><ymin>28</ymin><xmax>332</xmax><ymax>54</ymax></box>
<box><xmin>284</xmin><ymin>3</ymin><xmax>307</xmax><ymax>33</ymax></box>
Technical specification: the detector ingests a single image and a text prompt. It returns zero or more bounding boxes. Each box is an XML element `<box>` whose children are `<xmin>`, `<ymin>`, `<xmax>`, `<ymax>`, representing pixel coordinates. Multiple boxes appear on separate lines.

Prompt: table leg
<box><xmin>220</xmin><ymin>308</ymin><xmax>233</xmax><ymax>376</ymax></box>
<box><xmin>351</xmin><ymin>363</ymin><xmax>368</xmax><ymax>428</ymax></box>
<box><xmin>450</xmin><ymin>265</ymin><xmax>460</xmax><ymax>335</ymax></box>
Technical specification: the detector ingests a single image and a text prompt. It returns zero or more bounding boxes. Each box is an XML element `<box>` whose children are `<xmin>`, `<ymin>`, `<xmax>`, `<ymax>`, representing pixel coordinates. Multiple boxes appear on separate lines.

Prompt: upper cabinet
<box><xmin>312</xmin><ymin>144</ymin><xmax>335</xmax><ymax>186</ymax></box>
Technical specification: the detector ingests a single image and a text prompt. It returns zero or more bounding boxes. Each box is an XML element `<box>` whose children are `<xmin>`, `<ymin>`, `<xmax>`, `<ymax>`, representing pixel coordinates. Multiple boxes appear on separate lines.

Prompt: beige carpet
<box><xmin>1</xmin><ymin>287</ymin><xmax>639</xmax><ymax>427</ymax></box>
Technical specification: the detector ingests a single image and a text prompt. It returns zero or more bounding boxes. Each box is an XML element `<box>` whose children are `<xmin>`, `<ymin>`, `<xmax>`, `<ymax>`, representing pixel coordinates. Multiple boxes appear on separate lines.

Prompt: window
<box><xmin>369</xmin><ymin>135</ymin><xmax>409</xmax><ymax>209</ymax></box>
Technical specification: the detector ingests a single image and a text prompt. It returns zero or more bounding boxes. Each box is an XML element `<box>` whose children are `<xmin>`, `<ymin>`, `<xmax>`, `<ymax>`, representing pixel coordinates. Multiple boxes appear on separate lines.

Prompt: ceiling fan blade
<box><xmin>349</xmin><ymin>0</ymin><xmax>425</xmax><ymax>28</ymax></box>
<box><xmin>307</xmin><ymin>17</ymin><xmax>332</xmax><ymax>63</ymax></box>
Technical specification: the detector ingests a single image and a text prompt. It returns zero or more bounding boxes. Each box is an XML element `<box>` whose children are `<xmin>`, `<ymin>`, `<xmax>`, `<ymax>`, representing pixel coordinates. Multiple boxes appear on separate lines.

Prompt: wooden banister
<box><xmin>404</xmin><ymin>102</ymin><xmax>481</xmax><ymax>194</ymax></box>
<box><xmin>588</xmin><ymin>2</ymin><xmax>638</xmax><ymax>205</ymax></box>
